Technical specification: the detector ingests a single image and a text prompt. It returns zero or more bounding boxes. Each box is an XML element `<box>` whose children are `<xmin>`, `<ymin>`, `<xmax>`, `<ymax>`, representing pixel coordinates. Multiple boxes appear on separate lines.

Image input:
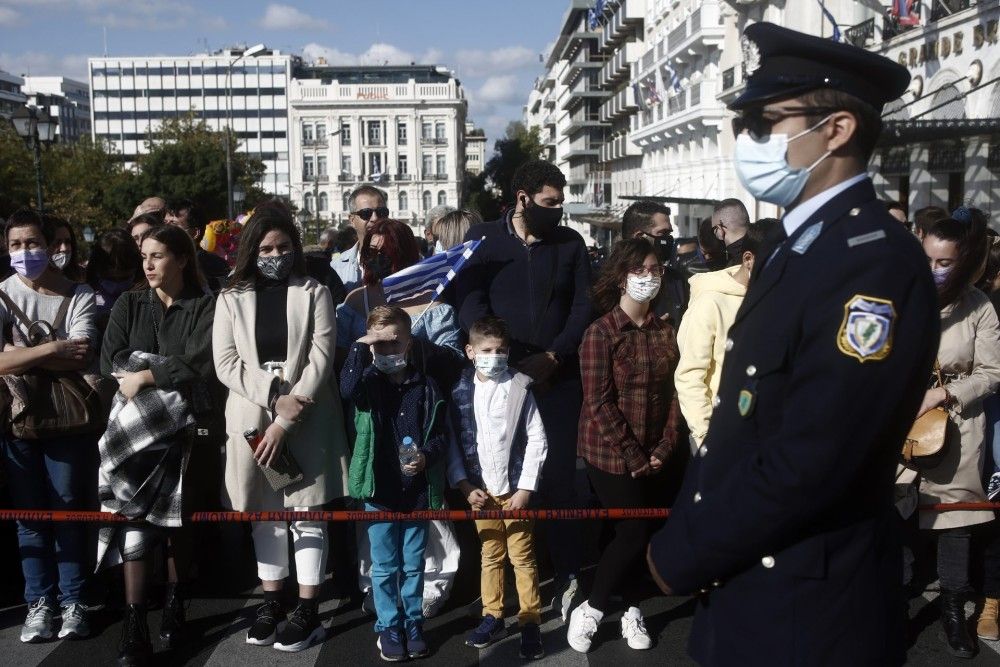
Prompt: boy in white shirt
<box><xmin>447</xmin><ymin>316</ymin><xmax>548</xmax><ymax>660</ymax></box>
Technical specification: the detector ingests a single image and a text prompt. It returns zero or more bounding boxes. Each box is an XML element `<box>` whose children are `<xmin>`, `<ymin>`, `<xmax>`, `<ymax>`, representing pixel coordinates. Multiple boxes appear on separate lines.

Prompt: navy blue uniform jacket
<box><xmin>649</xmin><ymin>179</ymin><xmax>940</xmax><ymax>666</ymax></box>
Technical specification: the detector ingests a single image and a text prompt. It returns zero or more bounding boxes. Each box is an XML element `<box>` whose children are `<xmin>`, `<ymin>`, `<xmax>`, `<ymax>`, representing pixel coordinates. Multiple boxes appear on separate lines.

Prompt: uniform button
<box><xmin>699</xmin><ymin>446</ymin><xmax>708</xmax><ymax>457</ymax></box>
<box><xmin>694</xmin><ymin>492</ymin><xmax>702</xmax><ymax>503</ymax></box>
<box><xmin>761</xmin><ymin>556</ymin><xmax>775</xmax><ymax>569</ymax></box>
<box><xmin>745</xmin><ymin>365</ymin><xmax>757</xmax><ymax>377</ymax></box>
<box><xmin>849</xmin><ymin>207</ymin><xmax>861</xmax><ymax>216</ymax></box>
<box><xmin>725</xmin><ymin>338</ymin><xmax>734</xmax><ymax>352</ymax></box>
<box><xmin>712</xmin><ymin>396</ymin><xmax>721</xmax><ymax>408</ymax></box>
<box><xmin>711</xmin><ymin>580</ymin><xmax>722</xmax><ymax>588</ymax></box>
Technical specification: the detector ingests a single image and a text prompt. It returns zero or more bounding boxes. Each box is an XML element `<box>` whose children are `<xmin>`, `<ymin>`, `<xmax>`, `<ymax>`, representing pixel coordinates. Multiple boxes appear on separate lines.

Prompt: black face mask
<box><xmin>521</xmin><ymin>197</ymin><xmax>563</xmax><ymax>238</ymax></box>
<box><xmin>642</xmin><ymin>232</ymin><xmax>676</xmax><ymax>264</ymax></box>
<box><xmin>365</xmin><ymin>253</ymin><xmax>393</xmax><ymax>281</ymax></box>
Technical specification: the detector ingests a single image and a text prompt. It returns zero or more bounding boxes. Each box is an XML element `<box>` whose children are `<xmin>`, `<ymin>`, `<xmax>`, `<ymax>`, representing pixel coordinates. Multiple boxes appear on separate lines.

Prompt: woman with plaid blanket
<box><xmin>99</xmin><ymin>224</ymin><xmax>216</xmax><ymax>666</ymax></box>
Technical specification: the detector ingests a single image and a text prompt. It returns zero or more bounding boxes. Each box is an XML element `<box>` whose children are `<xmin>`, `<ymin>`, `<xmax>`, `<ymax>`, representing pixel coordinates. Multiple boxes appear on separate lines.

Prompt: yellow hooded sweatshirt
<box><xmin>674</xmin><ymin>265</ymin><xmax>747</xmax><ymax>445</ymax></box>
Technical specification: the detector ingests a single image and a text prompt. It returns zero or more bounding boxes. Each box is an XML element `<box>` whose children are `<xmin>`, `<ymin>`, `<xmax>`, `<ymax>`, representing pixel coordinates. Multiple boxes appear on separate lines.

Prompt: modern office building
<box><xmin>0</xmin><ymin>69</ymin><xmax>26</xmax><ymax>119</ymax></box>
<box><xmin>21</xmin><ymin>77</ymin><xmax>90</xmax><ymax>143</ymax></box>
<box><xmin>88</xmin><ymin>46</ymin><xmax>295</xmax><ymax>196</ymax></box>
<box><xmin>287</xmin><ymin>64</ymin><xmax>467</xmax><ymax>231</ymax></box>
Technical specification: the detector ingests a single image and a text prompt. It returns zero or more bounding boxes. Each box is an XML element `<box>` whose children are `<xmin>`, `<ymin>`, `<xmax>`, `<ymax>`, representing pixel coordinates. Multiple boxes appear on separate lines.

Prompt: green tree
<box><xmin>484</xmin><ymin>122</ymin><xmax>544</xmax><ymax>204</ymax></box>
<box><xmin>134</xmin><ymin>114</ymin><xmax>266</xmax><ymax>221</ymax></box>
<box><xmin>0</xmin><ymin>122</ymin><xmax>40</xmax><ymax>217</ymax></box>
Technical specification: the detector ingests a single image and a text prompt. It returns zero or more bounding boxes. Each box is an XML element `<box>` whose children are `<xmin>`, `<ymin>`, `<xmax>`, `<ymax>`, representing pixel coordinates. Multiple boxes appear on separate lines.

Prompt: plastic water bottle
<box><xmin>399</xmin><ymin>436</ymin><xmax>419</xmax><ymax>476</ymax></box>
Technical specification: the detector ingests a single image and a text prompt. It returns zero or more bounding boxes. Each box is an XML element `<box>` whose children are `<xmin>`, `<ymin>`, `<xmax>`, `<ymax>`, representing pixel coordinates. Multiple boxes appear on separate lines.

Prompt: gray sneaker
<box><xmin>20</xmin><ymin>597</ymin><xmax>56</xmax><ymax>643</ymax></box>
<box><xmin>551</xmin><ymin>577</ymin><xmax>579</xmax><ymax>623</ymax></box>
<box><xmin>58</xmin><ymin>603</ymin><xmax>90</xmax><ymax>640</ymax></box>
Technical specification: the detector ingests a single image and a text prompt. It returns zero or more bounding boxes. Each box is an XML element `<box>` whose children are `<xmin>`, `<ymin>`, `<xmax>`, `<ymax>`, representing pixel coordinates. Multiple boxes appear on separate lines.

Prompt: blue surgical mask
<box><xmin>733</xmin><ymin>115</ymin><xmax>833</xmax><ymax>208</ymax></box>
<box><xmin>932</xmin><ymin>266</ymin><xmax>952</xmax><ymax>287</ymax></box>
<box><xmin>474</xmin><ymin>353</ymin><xmax>508</xmax><ymax>379</ymax></box>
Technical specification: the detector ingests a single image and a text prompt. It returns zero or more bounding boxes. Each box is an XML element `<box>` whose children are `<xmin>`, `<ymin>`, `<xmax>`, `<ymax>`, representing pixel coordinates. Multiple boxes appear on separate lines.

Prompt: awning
<box><xmin>879</xmin><ymin>118</ymin><xmax>1000</xmax><ymax>146</ymax></box>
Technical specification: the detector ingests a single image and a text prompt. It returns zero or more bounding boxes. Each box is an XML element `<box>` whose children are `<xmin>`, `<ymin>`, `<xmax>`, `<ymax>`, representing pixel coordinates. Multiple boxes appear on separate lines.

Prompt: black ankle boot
<box><xmin>118</xmin><ymin>604</ymin><xmax>152</xmax><ymax>667</ymax></box>
<box><xmin>159</xmin><ymin>583</ymin><xmax>185</xmax><ymax>648</ymax></box>
<box><xmin>940</xmin><ymin>591</ymin><xmax>977</xmax><ymax>659</ymax></box>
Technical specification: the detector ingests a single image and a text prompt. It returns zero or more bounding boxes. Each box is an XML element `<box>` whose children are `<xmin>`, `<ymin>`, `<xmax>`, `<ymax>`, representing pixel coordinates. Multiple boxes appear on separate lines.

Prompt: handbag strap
<box><xmin>0</xmin><ymin>288</ymin><xmax>74</xmax><ymax>347</ymax></box>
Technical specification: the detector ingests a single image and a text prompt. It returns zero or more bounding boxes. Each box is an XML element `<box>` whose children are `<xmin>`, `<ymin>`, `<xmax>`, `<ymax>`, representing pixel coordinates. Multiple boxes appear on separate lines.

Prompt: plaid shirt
<box><xmin>578</xmin><ymin>306</ymin><xmax>681</xmax><ymax>474</ymax></box>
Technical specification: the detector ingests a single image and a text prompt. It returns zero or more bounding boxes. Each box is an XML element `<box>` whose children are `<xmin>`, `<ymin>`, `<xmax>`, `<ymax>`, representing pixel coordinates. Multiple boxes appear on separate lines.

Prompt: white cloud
<box><xmin>453</xmin><ymin>46</ymin><xmax>537</xmax><ymax>77</ymax></box>
<box><xmin>301</xmin><ymin>42</ymin><xmax>443</xmax><ymax>67</ymax></box>
<box><xmin>476</xmin><ymin>75</ymin><xmax>521</xmax><ymax>104</ymax></box>
<box><xmin>0</xmin><ymin>51</ymin><xmax>89</xmax><ymax>81</ymax></box>
<box><xmin>259</xmin><ymin>3</ymin><xmax>328</xmax><ymax>31</ymax></box>
<box><xmin>0</xmin><ymin>6</ymin><xmax>19</xmax><ymax>25</ymax></box>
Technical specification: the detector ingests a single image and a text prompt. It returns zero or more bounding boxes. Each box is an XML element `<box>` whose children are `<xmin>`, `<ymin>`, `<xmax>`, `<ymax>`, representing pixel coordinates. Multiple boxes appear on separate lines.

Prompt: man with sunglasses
<box><xmin>647</xmin><ymin>22</ymin><xmax>940</xmax><ymax>666</ymax></box>
<box><xmin>331</xmin><ymin>185</ymin><xmax>390</xmax><ymax>294</ymax></box>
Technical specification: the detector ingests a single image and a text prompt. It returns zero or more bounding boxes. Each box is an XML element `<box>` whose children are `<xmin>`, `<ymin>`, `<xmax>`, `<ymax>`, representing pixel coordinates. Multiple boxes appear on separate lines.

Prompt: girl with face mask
<box><xmin>568</xmin><ymin>238</ymin><xmax>682</xmax><ymax>654</ymax></box>
<box><xmin>334</xmin><ymin>218</ymin><xmax>466</xmax><ymax>618</ymax></box>
<box><xmin>86</xmin><ymin>228</ymin><xmax>141</xmax><ymax>336</ymax></box>
<box><xmin>212</xmin><ymin>202</ymin><xmax>350</xmax><ymax>653</ymax></box>
<box><xmin>43</xmin><ymin>215</ymin><xmax>85</xmax><ymax>283</ymax></box>
<box><xmin>898</xmin><ymin>212</ymin><xmax>1000</xmax><ymax>657</ymax></box>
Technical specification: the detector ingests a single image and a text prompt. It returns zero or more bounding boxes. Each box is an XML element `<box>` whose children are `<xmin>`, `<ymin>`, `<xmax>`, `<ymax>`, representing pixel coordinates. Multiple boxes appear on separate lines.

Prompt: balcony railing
<box><xmin>420</xmin><ymin>137</ymin><xmax>447</xmax><ymax>145</ymax></box>
<box><xmin>305</xmin><ymin>174</ymin><xmax>329</xmax><ymax>183</ymax></box>
<box><xmin>395</xmin><ymin>173</ymin><xmax>413</xmax><ymax>181</ymax></box>
<box><xmin>338</xmin><ymin>172</ymin><xmax>358</xmax><ymax>182</ymax></box>
<box><xmin>302</xmin><ymin>138</ymin><xmax>327</xmax><ymax>147</ymax></box>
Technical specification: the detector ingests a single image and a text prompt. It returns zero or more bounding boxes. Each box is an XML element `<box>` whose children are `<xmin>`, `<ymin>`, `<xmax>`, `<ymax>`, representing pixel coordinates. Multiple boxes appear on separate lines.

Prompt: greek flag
<box><xmin>817</xmin><ymin>1</ymin><xmax>842</xmax><ymax>41</ymax></box>
<box><xmin>382</xmin><ymin>238</ymin><xmax>483</xmax><ymax>303</ymax></box>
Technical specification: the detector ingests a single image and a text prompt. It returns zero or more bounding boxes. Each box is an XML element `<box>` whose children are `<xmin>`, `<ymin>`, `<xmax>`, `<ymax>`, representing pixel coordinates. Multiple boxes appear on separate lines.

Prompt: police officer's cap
<box><xmin>729</xmin><ymin>22</ymin><xmax>911</xmax><ymax>112</ymax></box>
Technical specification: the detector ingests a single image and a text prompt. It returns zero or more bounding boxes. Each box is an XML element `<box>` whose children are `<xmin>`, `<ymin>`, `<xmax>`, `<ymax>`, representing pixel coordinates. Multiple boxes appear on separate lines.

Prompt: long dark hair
<box><xmin>360</xmin><ymin>218</ymin><xmax>420</xmax><ymax>286</ymax></box>
<box><xmin>591</xmin><ymin>238</ymin><xmax>656</xmax><ymax>316</ymax></box>
<box><xmin>86</xmin><ymin>228</ymin><xmax>141</xmax><ymax>288</ymax></box>
<box><xmin>227</xmin><ymin>199</ymin><xmax>305</xmax><ymax>290</ymax></box>
<box><xmin>42</xmin><ymin>214</ymin><xmax>84</xmax><ymax>282</ymax></box>
<box><xmin>140</xmin><ymin>224</ymin><xmax>206</xmax><ymax>292</ymax></box>
<box><xmin>928</xmin><ymin>209</ymin><xmax>988</xmax><ymax>308</ymax></box>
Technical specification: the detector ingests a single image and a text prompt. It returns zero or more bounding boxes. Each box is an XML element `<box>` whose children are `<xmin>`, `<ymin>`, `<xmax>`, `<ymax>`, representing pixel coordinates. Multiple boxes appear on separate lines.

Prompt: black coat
<box><xmin>649</xmin><ymin>179</ymin><xmax>939</xmax><ymax>666</ymax></box>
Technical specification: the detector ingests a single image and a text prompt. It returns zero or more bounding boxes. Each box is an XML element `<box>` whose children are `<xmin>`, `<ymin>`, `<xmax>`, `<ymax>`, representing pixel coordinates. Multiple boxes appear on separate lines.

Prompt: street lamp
<box><xmin>11</xmin><ymin>106</ymin><xmax>58</xmax><ymax>213</ymax></box>
<box><xmin>225</xmin><ymin>42</ymin><xmax>267</xmax><ymax>221</ymax></box>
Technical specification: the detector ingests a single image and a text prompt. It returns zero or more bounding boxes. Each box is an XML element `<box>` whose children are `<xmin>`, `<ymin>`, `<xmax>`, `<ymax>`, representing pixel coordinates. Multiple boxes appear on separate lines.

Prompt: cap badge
<box><xmin>742</xmin><ymin>35</ymin><xmax>762</xmax><ymax>76</ymax></box>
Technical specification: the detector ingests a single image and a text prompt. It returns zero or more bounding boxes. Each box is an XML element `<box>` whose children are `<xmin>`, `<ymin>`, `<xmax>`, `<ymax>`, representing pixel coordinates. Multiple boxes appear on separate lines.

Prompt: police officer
<box><xmin>646</xmin><ymin>22</ymin><xmax>939</xmax><ymax>666</ymax></box>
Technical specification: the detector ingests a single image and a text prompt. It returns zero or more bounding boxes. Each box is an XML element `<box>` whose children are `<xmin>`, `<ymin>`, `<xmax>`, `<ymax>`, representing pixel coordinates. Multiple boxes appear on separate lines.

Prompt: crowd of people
<box><xmin>2</xmin><ymin>21</ymin><xmax>1000</xmax><ymax>667</ymax></box>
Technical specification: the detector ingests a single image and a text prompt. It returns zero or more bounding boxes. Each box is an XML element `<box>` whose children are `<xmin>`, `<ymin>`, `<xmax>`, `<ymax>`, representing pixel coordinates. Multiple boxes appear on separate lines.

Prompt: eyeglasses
<box><xmin>629</xmin><ymin>265</ymin><xmax>665</xmax><ymax>278</ymax></box>
<box><xmin>731</xmin><ymin>106</ymin><xmax>840</xmax><ymax>139</ymax></box>
<box><xmin>353</xmin><ymin>206</ymin><xmax>390</xmax><ymax>221</ymax></box>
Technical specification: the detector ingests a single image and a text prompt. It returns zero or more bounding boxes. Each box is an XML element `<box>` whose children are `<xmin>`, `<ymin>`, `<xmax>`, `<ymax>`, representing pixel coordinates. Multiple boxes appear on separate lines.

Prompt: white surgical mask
<box><xmin>932</xmin><ymin>265</ymin><xmax>952</xmax><ymax>287</ymax></box>
<box><xmin>51</xmin><ymin>251</ymin><xmax>70</xmax><ymax>271</ymax></box>
<box><xmin>733</xmin><ymin>115</ymin><xmax>833</xmax><ymax>208</ymax></box>
<box><xmin>373</xmin><ymin>352</ymin><xmax>407</xmax><ymax>374</ymax></box>
<box><xmin>474</xmin><ymin>353</ymin><xmax>508</xmax><ymax>379</ymax></box>
<box><xmin>434</xmin><ymin>240</ymin><xmax>445</xmax><ymax>254</ymax></box>
<box><xmin>625</xmin><ymin>274</ymin><xmax>661</xmax><ymax>303</ymax></box>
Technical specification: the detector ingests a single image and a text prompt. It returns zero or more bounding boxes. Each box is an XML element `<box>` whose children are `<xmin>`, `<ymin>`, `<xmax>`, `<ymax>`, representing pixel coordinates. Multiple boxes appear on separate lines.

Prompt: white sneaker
<box><xmin>20</xmin><ymin>597</ymin><xmax>56</xmax><ymax>643</ymax></box>
<box><xmin>621</xmin><ymin>607</ymin><xmax>652</xmax><ymax>650</ymax></box>
<box><xmin>566</xmin><ymin>601</ymin><xmax>602</xmax><ymax>653</ymax></box>
<box><xmin>57</xmin><ymin>603</ymin><xmax>90</xmax><ymax>640</ymax></box>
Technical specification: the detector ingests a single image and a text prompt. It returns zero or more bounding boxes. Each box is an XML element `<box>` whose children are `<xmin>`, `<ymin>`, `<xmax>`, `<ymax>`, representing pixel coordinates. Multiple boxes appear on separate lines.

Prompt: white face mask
<box><xmin>372</xmin><ymin>352</ymin><xmax>407</xmax><ymax>374</ymax></box>
<box><xmin>733</xmin><ymin>115</ymin><xmax>833</xmax><ymax>208</ymax></box>
<box><xmin>474</xmin><ymin>353</ymin><xmax>508</xmax><ymax>379</ymax></box>
<box><xmin>434</xmin><ymin>240</ymin><xmax>445</xmax><ymax>254</ymax></box>
<box><xmin>51</xmin><ymin>251</ymin><xmax>70</xmax><ymax>271</ymax></box>
<box><xmin>625</xmin><ymin>274</ymin><xmax>661</xmax><ymax>303</ymax></box>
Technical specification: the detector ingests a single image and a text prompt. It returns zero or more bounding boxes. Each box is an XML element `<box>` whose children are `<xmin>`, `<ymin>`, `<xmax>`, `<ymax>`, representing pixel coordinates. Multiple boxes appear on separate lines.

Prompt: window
<box><xmin>317</xmin><ymin>156</ymin><xmax>327</xmax><ymax>176</ymax></box>
<box><xmin>341</xmin><ymin>155</ymin><xmax>352</xmax><ymax>175</ymax></box>
<box><xmin>398</xmin><ymin>191</ymin><xmax>408</xmax><ymax>211</ymax></box>
<box><xmin>368</xmin><ymin>153</ymin><xmax>383</xmax><ymax>176</ymax></box>
<box><xmin>367</xmin><ymin>120</ymin><xmax>382</xmax><ymax>146</ymax></box>
<box><xmin>303</xmin><ymin>156</ymin><xmax>315</xmax><ymax>178</ymax></box>
<box><xmin>422</xmin><ymin>154</ymin><xmax>433</xmax><ymax>177</ymax></box>
<box><xmin>437</xmin><ymin>190</ymin><xmax>447</xmax><ymax>206</ymax></box>
<box><xmin>398</xmin><ymin>154</ymin><xmax>408</xmax><ymax>175</ymax></box>
<box><xmin>318</xmin><ymin>192</ymin><xmax>328</xmax><ymax>212</ymax></box>
<box><xmin>397</xmin><ymin>121</ymin><xmax>407</xmax><ymax>145</ymax></box>
<box><xmin>422</xmin><ymin>191</ymin><xmax>432</xmax><ymax>211</ymax></box>
<box><xmin>316</xmin><ymin>123</ymin><xmax>326</xmax><ymax>142</ymax></box>
<box><xmin>342</xmin><ymin>191</ymin><xmax>351</xmax><ymax>211</ymax></box>
<box><xmin>435</xmin><ymin>122</ymin><xmax>445</xmax><ymax>141</ymax></box>
<box><xmin>340</xmin><ymin>123</ymin><xmax>351</xmax><ymax>146</ymax></box>
<box><xmin>302</xmin><ymin>123</ymin><xmax>314</xmax><ymax>142</ymax></box>
<box><xmin>436</xmin><ymin>155</ymin><xmax>446</xmax><ymax>176</ymax></box>
<box><xmin>303</xmin><ymin>192</ymin><xmax>314</xmax><ymax>212</ymax></box>
<box><xmin>421</xmin><ymin>121</ymin><xmax>432</xmax><ymax>140</ymax></box>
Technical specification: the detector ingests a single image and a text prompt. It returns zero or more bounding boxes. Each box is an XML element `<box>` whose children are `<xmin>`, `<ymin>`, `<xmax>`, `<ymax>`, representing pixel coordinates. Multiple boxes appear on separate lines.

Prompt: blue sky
<box><xmin>0</xmin><ymin>0</ymin><xmax>569</xmax><ymax>149</ymax></box>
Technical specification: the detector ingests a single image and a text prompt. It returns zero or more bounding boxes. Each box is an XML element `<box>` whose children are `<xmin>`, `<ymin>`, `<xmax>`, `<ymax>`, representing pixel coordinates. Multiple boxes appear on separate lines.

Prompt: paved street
<box><xmin>2</xmin><ymin>519</ymin><xmax>1000</xmax><ymax>666</ymax></box>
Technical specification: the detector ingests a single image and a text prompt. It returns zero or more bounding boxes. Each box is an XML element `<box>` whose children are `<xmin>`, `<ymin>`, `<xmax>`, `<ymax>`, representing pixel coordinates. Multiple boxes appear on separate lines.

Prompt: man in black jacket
<box><xmin>621</xmin><ymin>201</ymin><xmax>689</xmax><ymax>325</ymax></box>
<box><xmin>456</xmin><ymin>160</ymin><xmax>592</xmax><ymax>618</ymax></box>
<box><xmin>165</xmin><ymin>199</ymin><xmax>230</xmax><ymax>293</ymax></box>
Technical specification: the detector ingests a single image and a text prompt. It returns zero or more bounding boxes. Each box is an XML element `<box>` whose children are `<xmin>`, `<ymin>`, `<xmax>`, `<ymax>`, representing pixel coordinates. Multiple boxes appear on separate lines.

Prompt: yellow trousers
<box><xmin>475</xmin><ymin>492</ymin><xmax>542</xmax><ymax>625</ymax></box>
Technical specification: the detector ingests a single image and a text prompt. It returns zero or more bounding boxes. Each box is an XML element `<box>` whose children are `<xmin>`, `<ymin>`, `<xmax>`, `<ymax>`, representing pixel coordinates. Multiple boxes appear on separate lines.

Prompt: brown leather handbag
<box><xmin>901</xmin><ymin>361</ymin><xmax>948</xmax><ymax>466</ymax></box>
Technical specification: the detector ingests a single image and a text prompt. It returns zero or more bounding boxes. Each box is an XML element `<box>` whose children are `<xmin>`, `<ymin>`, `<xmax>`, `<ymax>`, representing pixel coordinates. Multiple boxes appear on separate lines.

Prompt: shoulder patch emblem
<box><xmin>791</xmin><ymin>222</ymin><xmax>823</xmax><ymax>254</ymax></box>
<box><xmin>837</xmin><ymin>294</ymin><xmax>896</xmax><ymax>363</ymax></box>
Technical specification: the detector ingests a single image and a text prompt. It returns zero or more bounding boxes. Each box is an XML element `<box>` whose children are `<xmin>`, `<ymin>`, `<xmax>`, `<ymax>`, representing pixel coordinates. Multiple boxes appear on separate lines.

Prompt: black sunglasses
<box><xmin>731</xmin><ymin>106</ymin><xmax>840</xmax><ymax>139</ymax></box>
<box><xmin>354</xmin><ymin>206</ymin><xmax>390</xmax><ymax>221</ymax></box>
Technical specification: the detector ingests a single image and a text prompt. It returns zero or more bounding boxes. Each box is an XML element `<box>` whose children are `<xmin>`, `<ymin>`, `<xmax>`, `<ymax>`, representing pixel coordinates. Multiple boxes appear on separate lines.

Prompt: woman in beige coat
<box><xmin>213</xmin><ymin>202</ymin><xmax>349</xmax><ymax>653</ymax></box>
<box><xmin>899</xmin><ymin>214</ymin><xmax>1000</xmax><ymax>658</ymax></box>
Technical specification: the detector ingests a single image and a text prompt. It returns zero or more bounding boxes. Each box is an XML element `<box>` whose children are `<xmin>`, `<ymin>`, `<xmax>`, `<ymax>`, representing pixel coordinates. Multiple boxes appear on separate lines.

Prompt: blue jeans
<box><xmin>365</xmin><ymin>503</ymin><xmax>427</xmax><ymax>632</ymax></box>
<box><xmin>1</xmin><ymin>435</ymin><xmax>89</xmax><ymax>605</ymax></box>
<box><xmin>535</xmin><ymin>376</ymin><xmax>583</xmax><ymax>579</ymax></box>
